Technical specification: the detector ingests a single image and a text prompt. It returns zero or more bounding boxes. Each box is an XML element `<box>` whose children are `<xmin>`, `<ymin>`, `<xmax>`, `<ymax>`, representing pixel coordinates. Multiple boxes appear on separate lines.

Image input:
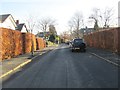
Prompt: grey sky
<box><xmin>0</xmin><ymin>0</ymin><xmax>119</xmax><ymax>34</ymax></box>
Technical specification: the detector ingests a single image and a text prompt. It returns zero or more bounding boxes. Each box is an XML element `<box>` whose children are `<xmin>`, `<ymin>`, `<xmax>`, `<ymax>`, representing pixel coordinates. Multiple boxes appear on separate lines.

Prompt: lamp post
<box><xmin>31</xmin><ymin>29</ymin><xmax>34</xmax><ymax>57</ymax></box>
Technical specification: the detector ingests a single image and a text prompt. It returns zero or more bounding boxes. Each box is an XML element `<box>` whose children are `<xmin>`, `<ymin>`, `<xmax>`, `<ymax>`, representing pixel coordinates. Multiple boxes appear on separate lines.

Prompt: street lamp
<box><xmin>31</xmin><ymin>29</ymin><xmax>34</xmax><ymax>57</ymax></box>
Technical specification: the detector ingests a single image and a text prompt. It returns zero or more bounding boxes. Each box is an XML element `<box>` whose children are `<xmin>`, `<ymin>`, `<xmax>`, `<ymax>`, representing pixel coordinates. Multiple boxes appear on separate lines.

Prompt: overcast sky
<box><xmin>0</xmin><ymin>0</ymin><xmax>119</xmax><ymax>34</ymax></box>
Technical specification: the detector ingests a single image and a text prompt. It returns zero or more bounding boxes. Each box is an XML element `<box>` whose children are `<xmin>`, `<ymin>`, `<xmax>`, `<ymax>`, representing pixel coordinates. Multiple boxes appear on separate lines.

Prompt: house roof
<box><xmin>36</xmin><ymin>32</ymin><xmax>50</xmax><ymax>35</ymax></box>
<box><xmin>17</xmin><ymin>24</ymin><xmax>24</xmax><ymax>31</ymax></box>
<box><xmin>16</xmin><ymin>23</ymin><xmax>28</xmax><ymax>32</ymax></box>
<box><xmin>36</xmin><ymin>31</ymin><xmax>50</xmax><ymax>37</ymax></box>
<box><xmin>0</xmin><ymin>14</ymin><xmax>11</xmax><ymax>23</ymax></box>
<box><xmin>80</xmin><ymin>28</ymin><xmax>94</xmax><ymax>30</ymax></box>
<box><xmin>0</xmin><ymin>14</ymin><xmax>17</xmax><ymax>28</ymax></box>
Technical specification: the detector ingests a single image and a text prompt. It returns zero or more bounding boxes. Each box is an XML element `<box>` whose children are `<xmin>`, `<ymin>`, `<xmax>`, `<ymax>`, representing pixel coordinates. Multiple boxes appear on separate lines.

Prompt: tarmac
<box><xmin>0</xmin><ymin>46</ymin><xmax>57</xmax><ymax>79</ymax></box>
<box><xmin>0</xmin><ymin>45</ymin><xmax>120</xmax><ymax>79</ymax></box>
<box><xmin>87</xmin><ymin>47</ymin><xmax>120</xmax><ymax>67</ymax></box>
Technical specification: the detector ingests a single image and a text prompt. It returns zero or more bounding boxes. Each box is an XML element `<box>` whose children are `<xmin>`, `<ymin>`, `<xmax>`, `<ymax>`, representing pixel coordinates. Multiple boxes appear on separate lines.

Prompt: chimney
<box><xmin>16</xmin><ymin>20</ymin><xmax>19</xmax><ymax>25</ymax></box>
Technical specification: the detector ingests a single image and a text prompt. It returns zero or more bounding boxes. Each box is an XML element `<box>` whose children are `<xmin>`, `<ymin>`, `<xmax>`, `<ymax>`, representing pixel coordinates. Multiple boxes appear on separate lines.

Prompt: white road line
<box><xmin>0</xmin><ymin>49</ymin><xmax>51</xmax><ymax>79</ymax></box>
<box><xmin>89</xmin><ymin>52</ymin><xmax>120</xmax><ymax>67</ymax></box>
<box><xmin>0</xmin><ymin>60</ymin><xmax>32</xmax><ymax>79</ymax></box>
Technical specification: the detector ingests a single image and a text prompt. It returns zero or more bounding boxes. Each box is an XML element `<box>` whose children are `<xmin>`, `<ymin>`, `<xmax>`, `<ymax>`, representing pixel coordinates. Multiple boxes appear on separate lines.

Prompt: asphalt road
<box><xmin>3</xmin><ymin>44</ymin><xmax>118</xmax><ymax>88</ymax></box>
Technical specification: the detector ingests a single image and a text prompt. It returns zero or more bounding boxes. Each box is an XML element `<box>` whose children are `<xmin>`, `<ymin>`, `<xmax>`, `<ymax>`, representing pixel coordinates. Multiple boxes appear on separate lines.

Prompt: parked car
<box><xmin>71</xmin><ymin>38</ymin><xmax>86</xmax><ymax>52</ymax></box>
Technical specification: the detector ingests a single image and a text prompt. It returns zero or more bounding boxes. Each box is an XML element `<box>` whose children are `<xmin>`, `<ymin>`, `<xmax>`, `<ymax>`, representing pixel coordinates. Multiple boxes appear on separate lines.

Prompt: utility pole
<box><xmin>31</xmin><ymin>29</ymin><xmax>34</xmax><ymax>57</ymax></box>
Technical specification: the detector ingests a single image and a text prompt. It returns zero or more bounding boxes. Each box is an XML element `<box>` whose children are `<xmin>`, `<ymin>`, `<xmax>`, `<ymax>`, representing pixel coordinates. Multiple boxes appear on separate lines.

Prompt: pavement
<box><xmin>87</xmin><ymin>47</ymin><xmax>120</xmax><ymax>67</ymax></box>
<box><xmin>0</xmin><ymin>46</ymin><xmax>57</xmax><ymax>79</ymax></box>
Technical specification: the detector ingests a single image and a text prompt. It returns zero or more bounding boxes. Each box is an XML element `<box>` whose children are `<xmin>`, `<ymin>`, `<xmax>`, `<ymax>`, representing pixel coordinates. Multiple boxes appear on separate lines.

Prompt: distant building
<box><xmin>36</xmin><ymin>32</ymin><xmax>50</xmax><ymax>38</ymax></box>
<box><xmin>16</xmin><ymin>20</ymin><xmax>28</xmax><ymax>33</ymax></box>
<box><xmin>16</xmin><ymin>23</ymin><xmax>28</xmax><ymax>33</ymax></box>
<box><xmin>80</xmin><ymin>27</ymin><xmax>94</xmax><ymax>35</ymax></box>
<box><xmin>0</xmin><ymin>14</ymin><xmax>28</xmax><ymax>32</ymax></box>
<box><xmin>0</xmin><ymin>14</ymin><xmax>17</xmax><ymax>30</ymax></box>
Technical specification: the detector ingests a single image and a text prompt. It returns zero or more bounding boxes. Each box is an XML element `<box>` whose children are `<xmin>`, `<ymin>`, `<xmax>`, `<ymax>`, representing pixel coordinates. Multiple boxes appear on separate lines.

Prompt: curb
<box><xmin>0</xmin><ymin>49</ymin><xmax>51</xmax><ymax>79</ymax></box>
<box><xmin>89</xmin><ymin>52</ymin><xmax>120</xmax><ymax>67</ymax></box>
<box><xmin>0</xmin><ymin>60</ymin><xmax>32</xmax><ymax>79</ymax></box>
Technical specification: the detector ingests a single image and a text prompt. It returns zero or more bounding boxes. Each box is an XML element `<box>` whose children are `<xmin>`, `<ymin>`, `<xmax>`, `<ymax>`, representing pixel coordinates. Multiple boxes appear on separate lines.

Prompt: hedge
<box><xmin>0</xmin><ymin>28</ymin><xmax>46</xmax><ymax>61</ymax></box>
<box><xmin>36</xmin><ymin>38</ymin><xmax>46</xmax><ymax>50</ymax></box>
<box><xmin>1</xmin><ymin>28</ymin><xmax>23</xmax><ymax>60</ymax></box>
<box><xmin>22</xmin><ymin>33</ymin><xmax>36</xmax><ymax>53</ymax></box>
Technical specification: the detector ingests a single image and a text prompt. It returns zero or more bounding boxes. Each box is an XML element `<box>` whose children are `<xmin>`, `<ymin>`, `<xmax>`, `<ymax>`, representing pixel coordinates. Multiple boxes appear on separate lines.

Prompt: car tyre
<box><xmin>72</xmin><ymin>49</ymin><xmax>74</xmax><ymax>52</ymax></box>
<box><xmin>81</xmin><ymin>48</ymin><xmax>86</xmax><ymax>52</ymax></box>
<box><xmin>83</xmin><ymin>49</ymin><xmax>86</xmax><ymax>52</ymax></box>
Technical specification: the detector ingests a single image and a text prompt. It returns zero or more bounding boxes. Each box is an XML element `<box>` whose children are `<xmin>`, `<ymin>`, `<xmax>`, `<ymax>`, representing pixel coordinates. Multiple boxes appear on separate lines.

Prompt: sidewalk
<box><xmin>0</xmin><ymin>46</ymin><xmax>57</xmax><ymax>78</ymax></box>
<box><xmin>87</xmin><ymin>47</ymin><xmax>120</xmax><ymax>66</ymax></box>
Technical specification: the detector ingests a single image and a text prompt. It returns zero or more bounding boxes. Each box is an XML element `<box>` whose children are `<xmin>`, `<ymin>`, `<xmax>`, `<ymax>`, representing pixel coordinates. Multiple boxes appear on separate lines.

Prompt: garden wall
<box><xmin>84</xmin><ymin>27</ymin><xmax>120</xmax><ymax>54</ymax></box>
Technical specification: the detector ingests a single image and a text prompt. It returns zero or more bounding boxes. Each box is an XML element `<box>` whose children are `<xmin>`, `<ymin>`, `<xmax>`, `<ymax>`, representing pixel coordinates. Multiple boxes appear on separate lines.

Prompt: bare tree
<box><xmin>36</xmin><ymin>17</ymin><xmax>56</xmax><ymax>40</ymax></box>
<box><xmin>25</xmin><ymin>15</ymin><xmax>37</xmax><ymax>56</ymax></box>
<box><xmin>60</xmin><ymin>31</ymin><xmax>71</xmax><ymax>42</ymax></box>
<box><xmin>89</xmin><ymin>7</ymin><xmax>114</xmax><ymax>29</ymax></box>
<box><xmin>68</xmin><ymin>20</ymin><xmax>74</xmax><ymax>39</ymax></box>
<box><xmin>89</xmin><ymin>8</ymin><xmax>102</xmax><ymax>31</ymax></box>
<box><xmin>103</xmin><ymin>7</ymin><xmax>114</xmax><ymax>28</ymax></box>
<box><xmin>68</xmin><ymin>12</ymin><xmax>84</xmax><ymax>38</ymax></box>
<box><xmin>37</xmin><ymin>17</ymin><xmax>56</xmax><ymax>34</ymax></box>
<box><xmin>26</xmin><ymin>15</ymin><xmax>37</xmax><ymax>33</ymax></box>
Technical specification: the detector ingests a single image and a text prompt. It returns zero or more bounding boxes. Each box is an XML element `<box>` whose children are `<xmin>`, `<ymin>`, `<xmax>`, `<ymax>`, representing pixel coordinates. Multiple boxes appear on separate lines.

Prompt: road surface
<box><xmin>3</xmin><ymin>44</ymin><xmax>118</xmax><ymax>88</ymax></box>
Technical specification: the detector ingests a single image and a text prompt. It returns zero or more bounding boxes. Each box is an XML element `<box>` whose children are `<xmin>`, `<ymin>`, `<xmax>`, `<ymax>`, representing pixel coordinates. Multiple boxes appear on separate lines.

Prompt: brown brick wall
<box><xmin>84</xmin><ymin>28</ymin><xmax>120</xmax><ymax>54</ymax></box>
<box><xmin>118</xmin><ymin>27</ymin><xmax>120</xmax><ymax>54</ymax></box>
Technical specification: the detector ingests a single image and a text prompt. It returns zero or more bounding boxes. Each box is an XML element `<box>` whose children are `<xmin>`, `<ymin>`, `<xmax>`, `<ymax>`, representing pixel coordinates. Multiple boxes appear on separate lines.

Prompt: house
<box><xmin>36</xmin><ymin>32</ymin><xmax>50</xmax><ymax>38</ymax></box>
<box><xmin>0</xmin><ymin>14</ymin><xmax>17</xmax><ymax>30</ymax></box>
<box><xmin>16</xmin><ymin>23</ymin><xmax>28</xmax><ymax>33</ymax></box>
<box><xmin>80</xmin><ymin>27</ymin><xmax>94</xmax><ymax>35</ymax></box>
<box><xmin>16</xmin><ymin>20</ymin><xmax>28</xmax><ymax>33</ymax></box>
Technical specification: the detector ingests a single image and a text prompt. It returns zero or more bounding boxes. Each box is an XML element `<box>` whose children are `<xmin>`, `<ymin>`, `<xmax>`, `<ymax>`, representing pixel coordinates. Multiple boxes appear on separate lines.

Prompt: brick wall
<box><xmin>118</xmin><ymin>28</ymin><xmax>120</xmax><ymax>53</ymax></box>
<box><xmin>84</xmin><ymin>28</ymin><xmax>120</xmax><ymax>54</ymax></box>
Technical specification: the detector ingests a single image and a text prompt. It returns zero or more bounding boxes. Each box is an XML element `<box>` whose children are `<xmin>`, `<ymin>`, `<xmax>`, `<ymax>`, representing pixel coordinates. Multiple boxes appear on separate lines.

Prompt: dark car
<box><xmin>71</xmin><ymin>38</ymin><xmax>86</xmax><ymax>52</ymax></box>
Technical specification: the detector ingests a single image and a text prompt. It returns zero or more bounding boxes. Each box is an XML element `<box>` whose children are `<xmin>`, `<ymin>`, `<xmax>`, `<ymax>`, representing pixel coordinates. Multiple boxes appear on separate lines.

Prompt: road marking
<box><xmin>0</xmin><ymin>48</ymin><xmax>52</xmax><ymax>79</ymax></box>
<box><xmin>89</xmin><ymin>52</ymin><xmax>120</xmax><ymax>67</ymax></box>
<box><xmin>31</xmin><ymin>51</ymin><xmax>47</xmax><ymax>59</ymax></box>
<box><xmin>0</xmin><ymin>70</ymin><xmax>13</xmax><ymax>78</ymax></box>
<box><xmin>0</xmin><ymin>60</ymin><xmax>32</xmax><ymax>79</ymax></box>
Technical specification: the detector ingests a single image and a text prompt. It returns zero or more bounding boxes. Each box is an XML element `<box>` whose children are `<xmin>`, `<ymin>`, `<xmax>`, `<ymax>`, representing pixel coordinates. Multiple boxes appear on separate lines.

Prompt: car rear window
<box><xmin>74</xmin><ymin>39</ymin><xmax>83</xmax><ymax>43</ymax></box>
<box><xmin>74</xmin><ymin>39</ymin><xmax>83</xmax><ymax>42</ymax></box>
